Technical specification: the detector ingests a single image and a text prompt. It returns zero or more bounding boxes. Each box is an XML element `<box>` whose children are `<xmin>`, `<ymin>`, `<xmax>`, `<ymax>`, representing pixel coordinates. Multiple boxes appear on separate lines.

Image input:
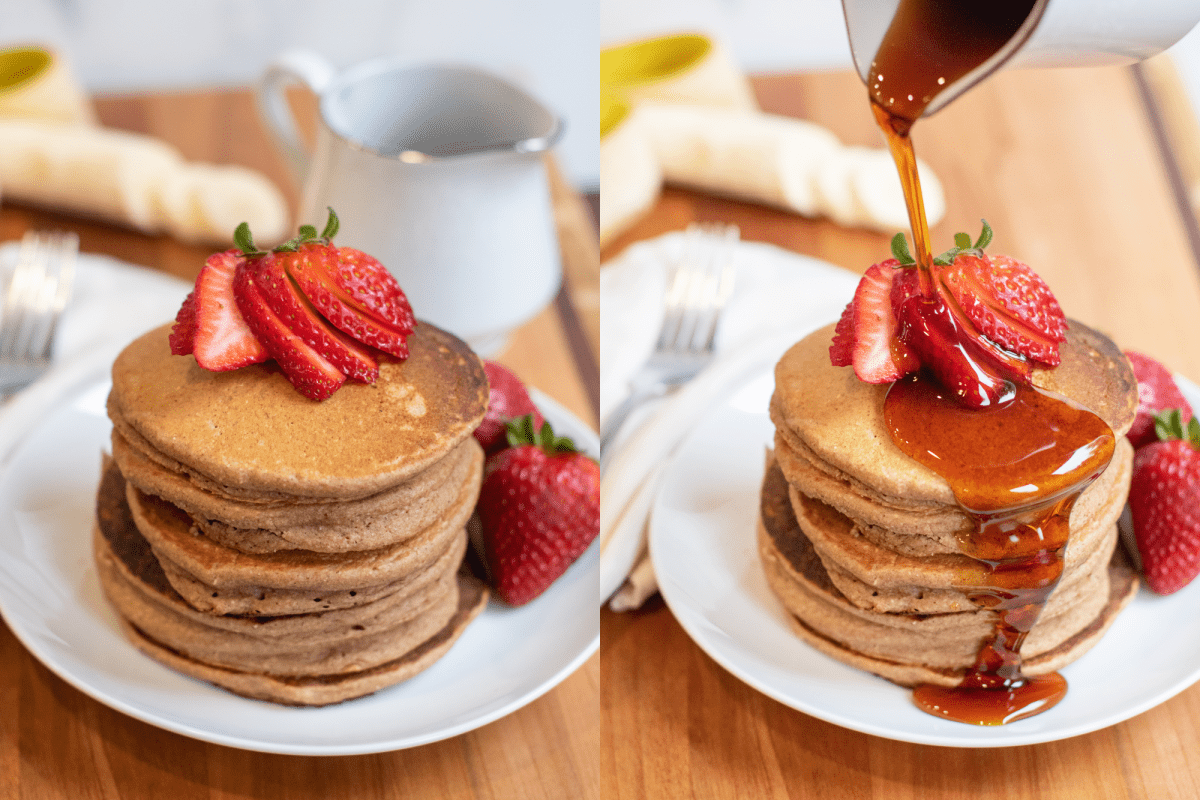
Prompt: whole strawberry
<box><xmin>478</xmin><ymin>415</ymin><xmax>599</xmax><ymax>605</ymax></box>
<box><xmin>1129</xmin><ymin>409</ymin><xmax>1200</xmax><ymax>595</ymax></box>
<box><xmin>473</xmin><ymin>361</ymin><xmax>546</xmax><ymax>454</ymax></box>
<box><xmin>1125</xmin><ymin>351</ymin><xmax>1195</xmax><ymax>449</ymax></box>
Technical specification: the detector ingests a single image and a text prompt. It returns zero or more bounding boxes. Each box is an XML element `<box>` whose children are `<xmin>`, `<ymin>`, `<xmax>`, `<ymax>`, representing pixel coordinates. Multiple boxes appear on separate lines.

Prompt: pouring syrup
<box><xmin>867</xmin><ymin>0</ymin><xmax>1115</xmax><ymax>724</ymax></box>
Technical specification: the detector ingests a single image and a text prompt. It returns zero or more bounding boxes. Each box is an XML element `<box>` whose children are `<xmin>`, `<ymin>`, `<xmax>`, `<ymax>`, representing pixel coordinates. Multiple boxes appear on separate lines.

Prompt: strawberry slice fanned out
<box><xmin>168</xmin><ymin>290</ymin><xmax>198</xmax><ymax>356</ymax></box>
<box><xmin>190</xmin><ymin>250</ymin><xmax>270</xmax><ymax>371</ymax></box>
<box><xmin>335</xmin><ymin>247</ymin><xmax>416</xmax><ymax>334</ymax></box>
<box><xmin>287</xmin><ymin>253</ymin><xmax>412</xmax><ymax>360</ymax></box>
<box><xmin>169</xmin><ymin>209</ymin><xmax>416</xmax><ymax>401</ymax></box>
<box><xmin>939</xmin><ymin>253</ymin><xmax>1066</xmax><ymax>366</ymax></box>
<box><xmin>252</xmin><ymin>247</ymin><xmax>380</xmax><ymax>384</ymax></box>
<box><xmin>233</xmin><ymin>257</ymin><xmax>346</xmax><ymax>401</ymax></box>
<box><xmin>829</xmin><ymin>259</ymin><xmax>920</xmax><ymax>383</ymax></box>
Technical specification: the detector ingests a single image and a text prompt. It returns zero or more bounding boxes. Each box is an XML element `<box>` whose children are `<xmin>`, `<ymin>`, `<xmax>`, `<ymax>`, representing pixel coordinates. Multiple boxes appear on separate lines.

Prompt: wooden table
<box><xmin>0</xmin><ymin>89</ymin><xmax>600</xmax><ymax>799</ymax></box>
<box><xmin>601</xmin><ymin>64</ymin><xmax>1200</xmax><ymax>799</ymax></box>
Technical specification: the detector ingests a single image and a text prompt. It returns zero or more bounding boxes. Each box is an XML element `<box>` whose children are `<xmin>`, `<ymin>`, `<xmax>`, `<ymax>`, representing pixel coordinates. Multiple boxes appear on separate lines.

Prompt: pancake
<box><xmin>94</xmin><ymin>456</ymin><xmax>488</xmax><ymax>705</ymax></box>
<box><xmin>113</xmin><ymin>574</ymin><xmax>487</xmax><ymax>706</ymax></box>
<box><xmin>788</xmin><ymin>438</ymin><xmax>1132</xmax><ymax>614</ymax></box>
<box><xmin>769</xmin><ymin>321</ymin><xmax>1137</xmax><ymax>520</ymax></box>
<box><xmin>107</xmin><ymin>321</ymin><xmax>489</xmax><ymax>501</ymax></box>
<box><xmin>97</xmin><ymin>457</ymin><xmax>466</xmax><ymax>632</ymax></box>
<box><xmin>758</xmin><ymin>457</ymin><xmax>1138</xmax><ymax>687</ymax></box>
<box><xmin>125</xmin><ymin>457</ymin><xmax>477</xmax><ymax>594</ymax></box>
<box><xmin>111</xmin><ymin>430</ymin><xmax>482</xmax><ymax>552</ymax></box>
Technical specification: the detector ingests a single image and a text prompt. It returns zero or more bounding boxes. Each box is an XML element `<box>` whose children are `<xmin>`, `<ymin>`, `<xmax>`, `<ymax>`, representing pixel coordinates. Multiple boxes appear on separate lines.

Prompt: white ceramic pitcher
<box><xmin>257</xmin><ymin>50</ymin><xmax>564</xmax><ymax>355</ymax></box>
<box><xmin>842</xmin><ymin>0</ymin><xmax>1200</xmax><ymax>118</ymax></box>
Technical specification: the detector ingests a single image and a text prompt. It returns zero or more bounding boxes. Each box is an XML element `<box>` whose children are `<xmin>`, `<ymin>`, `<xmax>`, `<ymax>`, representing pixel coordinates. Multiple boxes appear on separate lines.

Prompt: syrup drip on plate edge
<box><xmin>868</xmin><ymin>0</ymin><xmax>1114</xmax><ymax>725</ymax></box>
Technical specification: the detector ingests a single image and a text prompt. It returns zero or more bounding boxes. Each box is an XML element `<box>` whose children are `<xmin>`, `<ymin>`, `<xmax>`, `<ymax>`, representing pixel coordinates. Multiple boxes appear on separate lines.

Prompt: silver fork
<box><xmin>600</xmin><ymin>223</ymin><xmax>739</xmax><ymax>465</ymax></box>
<box><xmin>0</xmin><ymin>230</ymin><xmax>79</xmax><ymax>397</ymax></box>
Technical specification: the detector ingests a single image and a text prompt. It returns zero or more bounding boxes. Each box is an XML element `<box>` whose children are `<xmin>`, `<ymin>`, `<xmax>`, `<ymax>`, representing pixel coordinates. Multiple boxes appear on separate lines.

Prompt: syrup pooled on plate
<box><xmin>866</xmin><ymin>0</ymin><xmax>1114</xmax><ymax>724</ymax></box>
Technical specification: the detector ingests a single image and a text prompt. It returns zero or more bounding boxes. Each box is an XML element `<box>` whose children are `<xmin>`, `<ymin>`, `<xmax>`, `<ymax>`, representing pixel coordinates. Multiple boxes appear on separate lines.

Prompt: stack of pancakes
<box><xmin>94</xmin><ymin>321</ymin><xmax>491</xmax><ymax>706</ymax></box>
<box><xmin>760</xmin><ymin>321</ymin><xmax>1140</xmax><ymax>687</ymax></box>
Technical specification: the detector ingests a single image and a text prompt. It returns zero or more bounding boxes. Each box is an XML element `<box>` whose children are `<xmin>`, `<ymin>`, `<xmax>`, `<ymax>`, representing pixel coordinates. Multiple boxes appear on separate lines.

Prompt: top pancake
<box><xmin>108</xmin><ymin>321</ymin><xmax>489</xmax><ymax>499</ymax></box>
<box><xmin>770</xmin><ymin>320</ymin><xmax>1137</xmax><ymax>509</ymax></box>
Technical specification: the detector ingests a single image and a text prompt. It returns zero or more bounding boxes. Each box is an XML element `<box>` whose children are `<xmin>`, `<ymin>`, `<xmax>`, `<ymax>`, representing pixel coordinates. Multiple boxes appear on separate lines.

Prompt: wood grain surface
<box><xmin>0</xmin><ymin>88</ymin><xmax>599</xmax><ymax>799</ymax></box>
<box><xmin>601</xmin><ymin>63</ymin><xmax>1200</xmax><ymax>800</ymax></box>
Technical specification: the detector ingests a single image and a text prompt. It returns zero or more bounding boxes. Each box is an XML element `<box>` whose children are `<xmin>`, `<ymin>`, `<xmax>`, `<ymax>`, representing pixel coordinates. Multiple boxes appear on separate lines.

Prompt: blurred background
<box><xmin>602</xmin><ymin>0</ymin><xmax>1200</xmax><ymax>109</ymax></box>
<box><xmin>1</xmin><ymin>0</ymin><xmax>600</xmax><ymax>191</ymax></box>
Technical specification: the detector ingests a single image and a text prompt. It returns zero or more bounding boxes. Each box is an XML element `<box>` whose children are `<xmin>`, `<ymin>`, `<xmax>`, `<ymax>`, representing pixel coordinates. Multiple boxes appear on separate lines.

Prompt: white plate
<box><xmin>650</xmin><ymin>340</ymin><xmax>1200</xmax><ymax>748</ymax></box>
<box><xmin>0</xmin><ymin>337</ymin><xmax>599</xmax><ymax>756</ymax></box>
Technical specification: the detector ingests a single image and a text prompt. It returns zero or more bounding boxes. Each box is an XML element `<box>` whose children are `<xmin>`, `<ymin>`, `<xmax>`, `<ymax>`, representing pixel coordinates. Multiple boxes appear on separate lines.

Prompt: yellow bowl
<box><xmin>0</xmin><ymin>46</ymin><xmax>52</xmax><ymax>94</ymax></box>
<box><xmin>601</xmin><ymin>33</ymin><xmax>712</xmax><ymax>89</ymax></box>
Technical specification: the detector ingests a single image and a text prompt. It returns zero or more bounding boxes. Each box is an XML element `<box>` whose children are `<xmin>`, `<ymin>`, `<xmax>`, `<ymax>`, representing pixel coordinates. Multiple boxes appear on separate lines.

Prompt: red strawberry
<box><xmin>477</xmin><ymin>416</ymin><xmax>599</xmax><ymax>606</ymax></box>
<box><xmin>334</xmin><ymin>247</ymin><xmax>416</xmax><ymax>334</ymax></box>
<box><xmin>1128</xmin><ymin>409</ymin><xmax>1200</xmax><ymax>594</ymax></box>
<box><xmin>169</xmin><ymin>210</ymin><xmax>417</xmax><ymax>400</ymax></box>
<box><xmin>190</xmin><ymin>250</ymin><xmax>269</xmax><ymax>371</ymax></box>
<box><xmin>233</xmin><ymin>257</ymin><xmax>346</xmax><ymax>401</ymax></box>
<box><xmin>828</xmin><ymin>259</ymin><xmax>920</xmax><ymax>382</ymax></box>
<box><xmin>168</xmin><ymin>290</ymin><xmax>198</xmax><ymax>355</ymax></box>
<box><xmin>251</xmin><ymin>247</ymin><xmax>379</xmax><ymax>383</ymax></box>
<box><xmin>939</xmin><ymin>253</ymin><xmax>1066</xmax><ymax>366</ymax></box>
<box><xmin>828</xmin><ymin>221</ymin><xmax>1067</xmax><ymax>408</ymax></box>
<box><xmin>288</xmin><ymin>253</ymin><xmax>410</xmax><ymax>359</ymax></box>
<box><xmin>1125</xmin><ymin>351</ymin><xmax>1195</xmax><ymax>449</ymax></box>
<box><xmin>473</xmin><ymin>361</ymin><xmax>546</xmax><ymax>454</ymax></box>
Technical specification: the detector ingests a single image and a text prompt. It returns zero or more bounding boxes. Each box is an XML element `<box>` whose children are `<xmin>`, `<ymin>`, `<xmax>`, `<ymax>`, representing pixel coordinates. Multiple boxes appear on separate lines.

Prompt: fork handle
<box><xmin>600</xmin><ymin>381</ymin><xmax>676</xmax><ymax>470</ymax></box>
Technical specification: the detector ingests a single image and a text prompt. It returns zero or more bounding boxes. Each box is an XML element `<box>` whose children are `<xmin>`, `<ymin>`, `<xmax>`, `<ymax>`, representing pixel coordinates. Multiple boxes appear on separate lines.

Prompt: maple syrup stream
<box><xmin>868</xmin><ymin>0</ymin><xmax>1116</xmax><ymax>724</ymax></box>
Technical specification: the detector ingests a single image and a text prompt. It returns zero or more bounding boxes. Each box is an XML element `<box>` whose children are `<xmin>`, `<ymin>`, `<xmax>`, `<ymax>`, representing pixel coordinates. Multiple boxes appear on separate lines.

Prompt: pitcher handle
<box><xmin>256</xmin><ymin>50</ymin><xmax>336</xmax><ymax>180</ymax></box>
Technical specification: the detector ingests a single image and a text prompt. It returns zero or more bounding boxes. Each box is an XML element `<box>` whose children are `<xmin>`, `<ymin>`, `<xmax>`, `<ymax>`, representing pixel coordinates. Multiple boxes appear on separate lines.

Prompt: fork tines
<box><xmin>657</xmin><ymin>223</ymin><xmax>739</xmax><ymax>355</ymax></box>
<box><xmin>0</xmin><ymin>230</ymin><xmax>79</xmax><ymax>390</ymax></box>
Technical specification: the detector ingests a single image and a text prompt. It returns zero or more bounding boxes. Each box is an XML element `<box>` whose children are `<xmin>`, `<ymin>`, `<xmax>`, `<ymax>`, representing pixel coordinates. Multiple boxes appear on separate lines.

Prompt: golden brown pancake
<box><xmin>758</xmin><ymin>458</ymin><xmax>1138</xmax><ymax>687</ymax></box>
<box><xmin>758</xmin><ymin>320</ymin><xmax>1140</xmax><ymax>688</ymax></box>
<box><xmin>112</xmin><ymin>431</ymin><xmax>483</xmax><ymax>553</ymax></box>
<box><xmin>769</xmin><ymin>321</ymin><xmax>1136</xmax><ymax>520</ymax></box>
<box><xmin>107</xmin><ymin>321</ymin><xmax>489</xmax><ymax>501</ymax></box>
<box><xmin>94</xmin><ymin>457</ymin><xmax>488</xmax><ymax>705</ymax></box>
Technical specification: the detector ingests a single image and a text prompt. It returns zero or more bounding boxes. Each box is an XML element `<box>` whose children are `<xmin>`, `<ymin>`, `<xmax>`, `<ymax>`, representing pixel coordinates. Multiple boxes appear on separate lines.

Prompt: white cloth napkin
<box><xmin>600</xmin><ymin>231</ymin><xmax>861</xmax><ymax>608</ymax></box>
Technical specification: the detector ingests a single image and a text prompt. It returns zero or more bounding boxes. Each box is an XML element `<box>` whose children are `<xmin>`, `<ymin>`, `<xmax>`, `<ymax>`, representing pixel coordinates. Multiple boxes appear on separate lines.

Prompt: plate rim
<box><xmin>0</xmin><ymin>340</ymin><xmax>599</xmax><ymax>756</ymax></box>
<box><xmin>649</xmin><ymin>343</ymin><xmax>1200</xmax><ymax>748</ymax></box>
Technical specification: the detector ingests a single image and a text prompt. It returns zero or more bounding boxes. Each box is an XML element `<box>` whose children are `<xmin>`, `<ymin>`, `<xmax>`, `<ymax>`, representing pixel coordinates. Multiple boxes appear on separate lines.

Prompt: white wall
<box><xmin>0</xmin><ymin>0</ymin><xmax>599</xmax><ymax>189</ymax></box>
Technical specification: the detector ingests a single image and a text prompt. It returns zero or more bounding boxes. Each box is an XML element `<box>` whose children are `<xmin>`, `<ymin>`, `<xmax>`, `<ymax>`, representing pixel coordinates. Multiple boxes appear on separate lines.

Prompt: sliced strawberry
<box><xmin>829</xmin><ymin>260</ymin><xmax>920</xmax><ymax>383</ymax></box>
<box><xmin>334</xmin><ymin>247</ymin><xmax>416</xmax><ymax>334</ymax></box>
<box><xmin>233</xmin><ymin>258</ymin><xmax>346</xmax><ymax>401</ymax></box>
<box><xmin>939</xmin><ymin>253</ymin><xmax>1066</xmax><ymax>366</ymax></box>
<box><xmin>252</xmin><ymin>249</ymin><xmax>379</xmax><ymax>384</ymax></box>
<box><xmin>191</xmin><ymin>250</ymin><xmax>269</xmax><ymax>372</ymax></box>
<box><xmin>168</xmin><ymin>290</ymin><xmax>198</xmax><ymax>356</ymax></box>
<box><xmin>286</xmin><ymin>244</ymin><xmax>411</xmax><ymax>359</ymax></box>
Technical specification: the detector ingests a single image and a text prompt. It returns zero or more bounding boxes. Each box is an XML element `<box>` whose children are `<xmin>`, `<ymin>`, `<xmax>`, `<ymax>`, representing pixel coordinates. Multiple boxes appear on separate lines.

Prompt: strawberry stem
<box><xmin>235</xmin><ymin>208</ymin><xmax>341</xmax><ymax>258</ymax></box>
<box><xmin>504</xmin><ymin>414</ymin><xmax>582</xmax><ymax>456</ymax></box>
<box><xmin>1153</xmin><ymin>408</ymin><xmax>1200</xmax><ymax>448</ymax></box>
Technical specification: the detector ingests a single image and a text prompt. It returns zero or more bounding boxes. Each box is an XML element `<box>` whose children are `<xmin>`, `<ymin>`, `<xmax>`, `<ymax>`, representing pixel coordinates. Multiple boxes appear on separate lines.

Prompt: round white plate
<box><xmin>650</xmin><ymin>340</ymin><xmax>1200</xmax><ymax>748</ymax></box>
<box><xmin>0</xmin><ymin>336</ymin><xmax>599</xmax><ymax>756</ymax></box>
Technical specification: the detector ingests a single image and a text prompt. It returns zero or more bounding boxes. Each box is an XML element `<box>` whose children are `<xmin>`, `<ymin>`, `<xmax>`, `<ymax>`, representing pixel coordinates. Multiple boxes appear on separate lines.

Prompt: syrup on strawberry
<box><xmin>829</xmin><ymin>221</ymin><xmax>1067</xmax><ymax>407</ymax></box>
